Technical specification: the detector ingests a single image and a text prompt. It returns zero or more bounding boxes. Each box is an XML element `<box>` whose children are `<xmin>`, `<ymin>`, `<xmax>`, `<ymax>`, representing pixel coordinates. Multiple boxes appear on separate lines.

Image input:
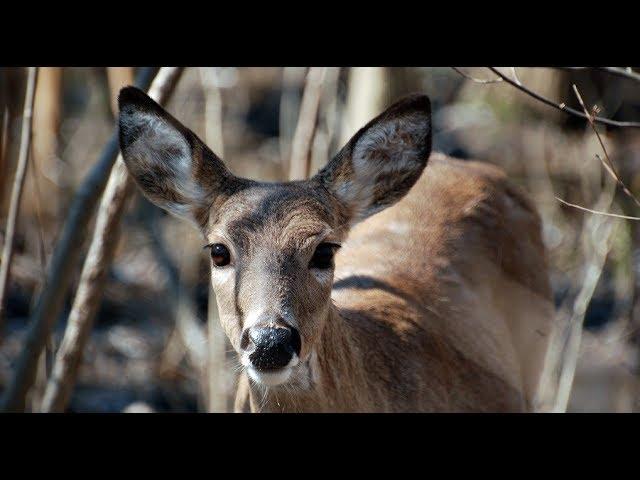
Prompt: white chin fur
<box><xmin>247</xmin><ymin>366</ymin><xmax>292</xmax><ymax>386</ymax></box>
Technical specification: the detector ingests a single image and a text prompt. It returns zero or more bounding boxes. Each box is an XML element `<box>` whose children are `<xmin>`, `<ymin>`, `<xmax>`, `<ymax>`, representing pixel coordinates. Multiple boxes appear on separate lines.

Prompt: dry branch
<box><xmin>106</xmin><ymin>68</ymin><xmax>135</xmax><ymax>116</ymax></box>
<box><xmin>556</xmin><ymin>197</ymin><xmax>640</xmax><ymax>221</ymax></box>
<box><xmin>451</xmin><ymin>67</ymin><xmax>503</xmax><ymax>84</ymax></box>
<box><xmin>0</xmin><ymin>108</ymin><xmax>9</xmax><ymax>186</ymax></box>
<box><xmin>288</xmin><ymin>67</ymin><xmax>327</xmax><ymax>181</ymax></box>
<box><xmin>487</xmin><ymin>67</ymin><xmax>640</xmax><ymax>129</ymax></box>
<box><xmin>553</xmin><ymin>188</ymin><xmax>617</xmax><ymax>412</ymax></box>
<box><xmin>279</xmin><ymin>67</ymin><xmax>307</xmax><ymax>171</ymax></box>
<box><xmin>557</xmin><ymin>66</ymin><xmax>640</xmax><ymax>85</ymax></box>
<box><xmin>38</xmin><ymin>67</ymin><xmax>183</xmax><ymax>413</ymax></box>
<box><xmin>595</xmin><ymin>67</ymin><xmax>640</xmax><ymax>84</ymax></box>
<box><xmin>553</xmin><ymin>85</ymin><xmax>640</xmax><ymax>220</ymax></box>
<box><xmin>572</xmin><ymin>84</ymin><xmax>640</xmax><ymax>209</ymax></box>
<box><xmin>0</xmin><ymin>67</ymin><xmax>38</xmax><ymax>331</ymax></box>
<box><xmin>0</xmin><ymin>67</ymin><xmax>159</xmax><ymax>413</ymax></box>
<box><xmin>340</xmin><ymin>67</ymin><xmax>388</xmax><ymax>146</ymax></box>
<box><xmin>30</xmin><ymin>67</ymin><xmax>62</xmax><ymax>219</ymax></box>
<box><xmin>309</xmin><ymin>67</ymin><xmax>341</xmax><ymax>175</ymax></box>
<box><xmin>596</xmin><ymin>67</ymin><xmax>640</xmax><ymax>84</ymax></box>
<box><xmin>548</xmin><ymin>86</ymin><xmax>625</xmax><ymax>411</ymax></box>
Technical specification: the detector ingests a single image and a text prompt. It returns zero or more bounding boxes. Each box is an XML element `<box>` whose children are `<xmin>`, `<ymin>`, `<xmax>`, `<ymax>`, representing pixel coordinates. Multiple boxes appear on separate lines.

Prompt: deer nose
<box><xmin>242</xmin><ymin>324</ymin><xmax>301</xmax><ymax>370</ymax></box>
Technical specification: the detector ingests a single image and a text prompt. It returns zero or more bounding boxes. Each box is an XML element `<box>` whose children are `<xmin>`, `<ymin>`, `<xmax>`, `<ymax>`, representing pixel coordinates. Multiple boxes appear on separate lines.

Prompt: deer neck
<box><xmin>246</xmin><ymin>304</ymin><xmax>372</xmax><ymax>413</ymax></box>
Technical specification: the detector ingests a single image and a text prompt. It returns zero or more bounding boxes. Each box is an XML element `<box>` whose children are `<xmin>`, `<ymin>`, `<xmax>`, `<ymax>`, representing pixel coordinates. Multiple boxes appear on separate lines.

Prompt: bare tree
<box><xmin>38</xmin><ymin>67</ymin><xmax>183</xmax><ymax>413</ymax></box>
<box><xmin>106</xmin><ymin>68</ymin><xmax>135</xmax><ymax>116</ymax></box>
<box><xmin>29</xmin><ymin>67</ymin><xmax>62</xmax><ymax>222</ymax></box>
<box><xmin>340</xmin><ymin>67</ymin><xmax>388</xmax><ymax>146</ymax></box>
<box><xmin>0</xmin><ymin>67</ymin><xmax>38</xmax><ymax>331</ymax></box>
<box><xmin>279</xmin><ymin>67</ymin><xmax>307</xmax><ymax>172</ymax></box>
<box><xmin>486</xmin><ymin>67</ymin><xmax>640</xmax><ymax>128</ymax></box>
<box><xmin>288</xmin><ymin>67</ymin><xmax>327</xmax><ymax>181</ymax></box>
<box><xmin>0</xmin><ymin>67</ymin><xmax>159</xmax><ymax>413</ymax></box>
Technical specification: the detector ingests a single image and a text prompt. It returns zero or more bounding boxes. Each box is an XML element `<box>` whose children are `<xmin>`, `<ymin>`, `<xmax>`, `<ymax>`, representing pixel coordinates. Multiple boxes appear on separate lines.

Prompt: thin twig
<box><xmin>289</xmin><ymin>67</ymin><xmax>327</xmax><ymax>181</ymax></box>
<box><xmin>0</xmin><ymin>67</ymin><xmax>159</xmax><ymax>413</ymax></box>
<box><xmin>535</xmin><ymin>82</ymin><xmax>636</xmax><ymax>411</ymax></box>
<box><xmin>340</xmin><ymin>67</ymin><xmax>388</xmax><ymax>146</ymax></box>
<box><xmin>571</xmin><ymin>84</ymin><xmax>640</xmax><ymax>209</ymax></box>
<box><xmin>27</xmin><ymin>151</ymin><xmax>48</xmax><ymax>276</ymax></box>
<box><xmin>310</xmin><ymin>67</ymin><xmax>341</xmax><ymax>174</ymax></box>
<box><xmin>451</xmin><ymin>67</ymin><xmax>503</xmax><ymax>84</ymax></box>
<box><xmin>509</xmin><ymin>67</ymin><xmax>523</xmax><ymax>86</ymax></box>
<box><xmin>547</xmin><ymin>83</ymin><xmax>636</xmax><ymax>411</ymax></box>
<box><xmin>556</xmin><ymin>197</ymin><xmax>640</xmax><ymax>220</ymax></box>
<box><xmin>38</xmin><ymin>67</ymin><xmax>183</xmax><ymax>413</ymax></box>
<box><xmin>0</xmin><ymin>107</ymin><xmax>9</xmax><ymax>181</ymax></box>
<box><xmin>556</xmin><ymin>66</ymin><xmax>640</xmax><ymax>84</ymax></box>
<box><xmin>105</xmin><ymin>68</ymin><xmax>135</xmax><ymax>116</ymax></box>
<box><xmin>280</xmin><ymin>67</ymin><xmax>307</xmax><ymax>173</ymax></box>
<box><xmin>596</xmin><ymin>67</ymin><xmax>640</xmax><ymax>83</ymax></box>
<box><xmin>488</xmin><ymin>67</ymin><xmax>640</xmax><ymax>128</ymax></box>
<box><xmin>0</xmin><ymin>67</ymin><xmax>38</xmax><ymax>331</ymax></box>
<box><xmin>553</xmin><ymin>186</ymin><xmax>617</xmax><ymax>412</ymax></box>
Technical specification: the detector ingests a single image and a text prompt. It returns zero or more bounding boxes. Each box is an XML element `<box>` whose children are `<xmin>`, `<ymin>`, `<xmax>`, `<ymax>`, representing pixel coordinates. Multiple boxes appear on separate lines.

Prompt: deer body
<box><xmin>118</xmin><ymin>89</ymin><xmax>554</xmax><ymax>413</ymax></box>
<box><xmin>234</xmin><ymin>154</ymin><xmax>553</xmax><ymax>412</ymax></box>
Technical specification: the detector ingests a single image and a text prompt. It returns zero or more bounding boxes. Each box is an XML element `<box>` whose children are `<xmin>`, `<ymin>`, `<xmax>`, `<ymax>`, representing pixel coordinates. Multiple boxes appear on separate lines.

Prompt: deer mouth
<box><xmin>243</xmin><ymin>354</ymin><xmax>300</xmax><ymax>387</ymax></box>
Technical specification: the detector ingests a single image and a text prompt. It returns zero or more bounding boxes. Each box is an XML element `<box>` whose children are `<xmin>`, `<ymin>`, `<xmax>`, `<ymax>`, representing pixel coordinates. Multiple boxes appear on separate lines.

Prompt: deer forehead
<box><xmin>206</xmin><ymin>183</ymin><xmax>341</xmax><ymax>250</ymax></box>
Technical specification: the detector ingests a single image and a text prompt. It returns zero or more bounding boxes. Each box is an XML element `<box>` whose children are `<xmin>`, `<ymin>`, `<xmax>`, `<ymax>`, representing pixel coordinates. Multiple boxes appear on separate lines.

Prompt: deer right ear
<box><xmin>118</xmin><ymin>87</ymin><xmax>241</xmax><ymax>229</ymax></box>
<box><xmin>314</xmin><ymin>94</ymin><xmax>432</xmax><ymax>226</ymax></box>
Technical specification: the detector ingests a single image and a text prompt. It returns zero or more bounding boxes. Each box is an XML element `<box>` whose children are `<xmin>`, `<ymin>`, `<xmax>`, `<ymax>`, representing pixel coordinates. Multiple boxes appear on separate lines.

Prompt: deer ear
<box><xmin>314</xmin><ymin>94</ymin><xmax>432</xmax><ymax>225</ymax></box>
<box><xmin>118</xmin><ymin>87</ymin><xmax>241</xmax><ymax>229</ymax></box>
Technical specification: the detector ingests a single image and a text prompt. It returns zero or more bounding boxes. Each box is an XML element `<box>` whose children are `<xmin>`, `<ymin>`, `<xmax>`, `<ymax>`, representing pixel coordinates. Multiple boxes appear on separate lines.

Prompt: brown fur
<box><xmin>233</xmin><ymin>154</ymin><xmax>553</xmax><ymax>412</ymax></box>
<box><xmin>118</xmin><ymin>89</ymin><xmax>554</xmax><ymax>413</ymax></box>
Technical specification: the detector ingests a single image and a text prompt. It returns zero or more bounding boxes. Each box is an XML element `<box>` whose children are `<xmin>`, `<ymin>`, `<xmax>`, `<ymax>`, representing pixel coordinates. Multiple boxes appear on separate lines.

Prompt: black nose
<box><xmin>244</xmin><ymin>325</ymin><xmax>301</xmax><ymax>370</ymax></box>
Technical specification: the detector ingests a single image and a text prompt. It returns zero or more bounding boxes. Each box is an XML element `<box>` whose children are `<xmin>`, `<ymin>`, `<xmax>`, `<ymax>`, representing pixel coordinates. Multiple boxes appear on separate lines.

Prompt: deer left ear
<box><xmin>314</xmin><ymin>94</ymin><xmax>432</xmax><ymax>226</ymax></box>
<box><xmin>118</xmin><ymin>87</ymin><xmax>242</xmax><ymax>229</ymax></box>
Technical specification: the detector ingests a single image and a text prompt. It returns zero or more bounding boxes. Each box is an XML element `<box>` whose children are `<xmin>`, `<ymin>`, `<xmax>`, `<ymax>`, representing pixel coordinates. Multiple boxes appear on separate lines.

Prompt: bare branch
<box><xmin>451</xmin><ymin>67</ymin><xmax>503</xmax><ymax>84</ymax></box>
<box><xmin>0</xmin><ymin>67</ymin><xmax>38</xmax><ymax>332</ymax></box>
<box><xmin>553</xmin><ymin>188</ymin><xmax>618</xmax><ymax>412</ymax></box>
<box><xmin>289</xmin><ymin>67</ymin><xmax>327</xmax><ymax>181</ymax></box>
<box><xmin>37</xmin><ymin>67</ymin><xmax>183</xmax><ymax>413</ymax></box>
<box><xmin>0</xmin><ymin>67</ymin><xmax>159</xmax><ymax>413</ymax></box>
<box><xmin>571</xmin><ymin>84</ymin><xmax>640</xmax><ymax>209</ymax></box>
<box><xmin>557</xmin><ymin>66</ymin><xmax>640</xmax><ymax>84</ymax></box>
<box><xmin>0</xmin><ymin>108</ymin><xmax>9</xmax><ymax>184</ymax></box>
<box><xmin>509</xmin><ymin>67</ymin><xmax>523</xmax><ymax>86</ymax></box>
<box><xmin>556</xmin><ymin>197</ymin><xmax>640</xmax><ymax>221</ymax></box>
<box><xmin>487</xmin><ymin>67</ymin><xmax>640</xmax><ymax>128</ymax></box>
<box><xmin>340</xmin><ymin>67</ymin><xmax>388</xmax><ymax>146</ymax></box>
<box><xmin>105</xmin><ymin>68</ymin><xmax>135</xmax><ymax>116</ymax></box>
<box><xmin>597</xmin><ymin>67</ymin><xmax>640</xmax><ymax>83</ymax></box>
<box><xmin>546</xmin><ymin>83</ymin><xmax>640</xmax><ymax>412</ymax></box>
<box><xmin>279</xmin><ymin>67</ymin><xmax>307</xmax><ymax>170</ymax></box>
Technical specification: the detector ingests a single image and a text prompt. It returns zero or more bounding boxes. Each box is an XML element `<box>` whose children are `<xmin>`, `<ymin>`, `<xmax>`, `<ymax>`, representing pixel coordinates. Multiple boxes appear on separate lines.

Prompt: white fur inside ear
<box><xmin>337</xmin><ymin>113</ymin><xmax>429</xmax><ymax>220</ymax></box>
<box><xmin>352</xmin><ymin>115</ymin><xmax>428</xmax><ymax>176</ymax></box>
<box><xmin>122</xmin><ymin>111</ymin><xmax>207</xmax><ymax>224</ymax></box>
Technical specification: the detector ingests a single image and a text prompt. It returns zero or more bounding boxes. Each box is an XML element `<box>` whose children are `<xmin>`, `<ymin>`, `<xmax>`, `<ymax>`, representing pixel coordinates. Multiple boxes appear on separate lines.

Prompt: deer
<box><xmin>117</xmin><ymin>86</ymin><xmax>555</xmax><ymax>412</ymax></box>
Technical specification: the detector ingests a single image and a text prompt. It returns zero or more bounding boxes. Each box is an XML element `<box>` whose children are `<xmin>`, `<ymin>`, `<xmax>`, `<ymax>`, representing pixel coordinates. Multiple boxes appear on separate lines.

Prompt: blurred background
<box><xmin>1</xmin><ymin>66</ymin><xmax>640</xmax><ymax>412</ymax></box>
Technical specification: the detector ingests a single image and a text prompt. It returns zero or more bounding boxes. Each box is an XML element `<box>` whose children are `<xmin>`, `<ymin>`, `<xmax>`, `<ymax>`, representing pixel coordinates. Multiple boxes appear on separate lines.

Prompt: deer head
<box><xmin>118</xmin><ymin>87</ymin><xmax>432</xmax><ymax>388</ymax></box>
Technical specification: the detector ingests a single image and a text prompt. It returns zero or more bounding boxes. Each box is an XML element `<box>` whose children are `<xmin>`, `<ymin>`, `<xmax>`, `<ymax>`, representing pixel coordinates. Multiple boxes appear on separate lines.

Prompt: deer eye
<box><xmin>309</xmin><ymin>243</ymin><xmax>340</xmax><ymax>270</ymax></box>
<box><xmin>207</xmin><ymin>243</ymin><xmax>231</xmax><ymax>267</ymax></box>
